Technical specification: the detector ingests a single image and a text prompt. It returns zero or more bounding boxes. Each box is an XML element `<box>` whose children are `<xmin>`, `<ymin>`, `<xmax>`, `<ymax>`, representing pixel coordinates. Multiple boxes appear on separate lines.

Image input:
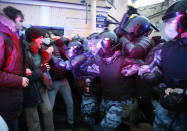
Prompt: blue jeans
<box><xmin>5</xmin><ymin>118</ymin><xmax>19</xmax><ymax>131</ymax></box>
<box><xmin>48</xmin><ymin>79</ymin><xmax>74</xmax><ymax>124</ymax></box>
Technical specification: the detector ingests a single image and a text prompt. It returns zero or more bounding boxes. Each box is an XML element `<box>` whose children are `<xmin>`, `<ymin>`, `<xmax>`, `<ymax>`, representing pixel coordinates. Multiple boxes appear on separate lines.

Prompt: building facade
<box><xmin>0</xmin><ymin>0</ymin><xmax>129</xmax><ymax>37</ymax></box>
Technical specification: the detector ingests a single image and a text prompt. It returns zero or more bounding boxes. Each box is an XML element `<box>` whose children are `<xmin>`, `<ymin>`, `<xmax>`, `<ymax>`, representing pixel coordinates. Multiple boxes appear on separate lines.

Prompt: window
<box><xmin>107</xmin><ymin>0</ymin><xmax>115</xmax><ymax>7</ymax></box>
<box><xmin>128</xmin><ymin>0</ymin><xmax>165</xmax><ymax>8</ymax></box>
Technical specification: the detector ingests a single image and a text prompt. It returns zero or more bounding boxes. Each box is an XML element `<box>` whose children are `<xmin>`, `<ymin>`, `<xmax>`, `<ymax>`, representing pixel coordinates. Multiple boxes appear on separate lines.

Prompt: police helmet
<box><xmin>123</xmin><ymin>16</ymin><xmax>151</xmax><ymax>37</ymax></box>
<box><xmin>65</xmin><ymin>41</ymin><xmax>83</xmax><ymax>59</ymax></box>
<box><xmin>161</xmin><ymin>0</ymin><xmax>187</xmax><ymax>39</ymax></box>
<box><xmin>99</xmin><ymin>31</ymin><xmax>118</xmax><ymax>50</ymax></box>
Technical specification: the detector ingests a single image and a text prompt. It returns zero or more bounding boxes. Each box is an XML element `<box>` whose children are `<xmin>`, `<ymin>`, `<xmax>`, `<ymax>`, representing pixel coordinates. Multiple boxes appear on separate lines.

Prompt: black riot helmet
<box><xmin>65</xmin><ymin>41</ymin><xmax>83</xmax><ymax>59</ymax></box>
<box><xmin>87</xmin><ymin>32</ymin><xmax>100</xmax><ymax>40</ymax></box>
<box><xmin>161</xmin><ymin>0</ymin><xmax>187</xmax><ymax>40</ymax></box>
<box><xmin>98</xmin><ymin>31</ymin><xmax>118</xmax><ymax>51</ymax></box>
<box><xmin>123</xmin><ymin>16</ymin><xmax>151</xmax><ymax>37</ymax></box>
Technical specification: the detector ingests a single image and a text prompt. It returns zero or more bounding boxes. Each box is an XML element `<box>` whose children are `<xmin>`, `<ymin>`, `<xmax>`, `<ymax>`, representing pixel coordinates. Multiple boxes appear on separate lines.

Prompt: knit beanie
<box><xmin>25</xmin><ymin>27</ymin><xmax>44</xmax><ymax>42</ymax></box>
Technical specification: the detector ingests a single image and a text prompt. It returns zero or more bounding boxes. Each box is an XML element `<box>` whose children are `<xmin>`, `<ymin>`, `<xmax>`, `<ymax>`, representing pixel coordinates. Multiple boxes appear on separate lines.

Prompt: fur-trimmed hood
<box><xmin>0</xmin><ymin>9</ymin><xmax>16</xmax><ymax>33</ymax></box>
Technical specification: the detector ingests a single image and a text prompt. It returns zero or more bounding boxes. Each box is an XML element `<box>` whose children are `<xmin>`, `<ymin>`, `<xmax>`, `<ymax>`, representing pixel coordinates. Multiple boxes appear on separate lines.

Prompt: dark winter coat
<box><xmin>23</xmin><ymin>48</ymin><xmax>45</xmax><ymax>107</ymax></box>
<box><xmin>0</xmin><ymin>13</ymin><xmax>26</xmax><ymax>120</ymax></box>
<box><xmin>49</xmin><ymin>44</ymin><xmax>67</xmax><ymax>81</ymax></box>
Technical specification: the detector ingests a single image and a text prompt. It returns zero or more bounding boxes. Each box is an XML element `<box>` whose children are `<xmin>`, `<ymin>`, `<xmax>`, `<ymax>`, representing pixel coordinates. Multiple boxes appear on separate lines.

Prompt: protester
<box><xmin>0</xmin><ymin>6</ymin><xmax>29</xmax><ymax>131</ymax></box>
<box><xmin>44</xmin><ymin>31</ymin><xmax>77</xmax><ymax>131</ymax></box>
<box><xmin>138</xmin><ymin>1</ymin><xmax>187</xmax><ymax>130</ymax></box>
<box><xmin>24</xmin><ymin>27</ymin><xmax>54</xmax><ymax>131</ymax></box>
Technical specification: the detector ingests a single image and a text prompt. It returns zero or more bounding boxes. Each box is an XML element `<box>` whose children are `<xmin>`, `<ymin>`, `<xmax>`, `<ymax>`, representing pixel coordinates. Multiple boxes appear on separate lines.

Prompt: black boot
<box><xmin>69</xmin><ymin>123</ymin><xmax>78</xmax><ymax>131</ymax></box>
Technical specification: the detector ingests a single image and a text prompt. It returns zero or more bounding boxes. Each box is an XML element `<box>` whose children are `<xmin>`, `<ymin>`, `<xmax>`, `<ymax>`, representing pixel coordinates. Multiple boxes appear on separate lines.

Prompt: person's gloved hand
<box><xmin>164</xmin><ymin>88</ymin><xmax>184</xmax><ymax>97</ymax></box>
<box><xmin>87</xmin><ymin>64</ymin><xmax>100</xmax><ymax>75</ymax></box>
<box><xmin>138</xmin><ymin>65</ymin><xmax>151</xmax><ymax>76</ymax></box>
<box><xmin>160</xmin><ymin>91</ymin><xmax>186</xmax><ymax>111</ymax></box>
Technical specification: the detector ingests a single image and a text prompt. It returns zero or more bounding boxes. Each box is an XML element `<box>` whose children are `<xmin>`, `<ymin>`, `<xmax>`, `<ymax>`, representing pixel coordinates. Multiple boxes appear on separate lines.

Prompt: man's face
<box><xmin>15</xmin><ymin>16</ymin><xmax>24</xmax><ymax>31</ymax></box>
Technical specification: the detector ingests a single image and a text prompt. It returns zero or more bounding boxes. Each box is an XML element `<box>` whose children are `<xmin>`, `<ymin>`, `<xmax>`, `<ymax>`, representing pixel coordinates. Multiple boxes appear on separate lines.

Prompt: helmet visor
<box><xmin>160</xmin><ymin>15</ymin><xmax>180</xmax><ymax>41</ymax></box>
<box><xmin>101</xmin><ymin>38</ymin><xmax>111</xmax><ymax>51</ymax></box>
<box><xmin>65</xmin><ymin>46</ymin><xmax>81</xmax><ymax>59</ymax></box>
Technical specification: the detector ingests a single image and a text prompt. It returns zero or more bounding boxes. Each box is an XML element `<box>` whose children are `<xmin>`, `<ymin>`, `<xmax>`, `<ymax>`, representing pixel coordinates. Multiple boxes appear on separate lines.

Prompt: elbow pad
<box><xmin>136</xmin><ymin>36</ymin><xmax>153</xmax><ymax>54</ymax></box>
<box><xmin>120</xmin><ymin>36</ymin><xmax>134</xmax><ymax>55</ymax></box>
<box><xmin>53</xmin><ymin>57</ymin><xmax>67</xmax><ymax>70</ymax></box>
<box><xmin>129</xmin><ymin>36</ymin><xmax>153</xmax><ymax>59</ymax></box>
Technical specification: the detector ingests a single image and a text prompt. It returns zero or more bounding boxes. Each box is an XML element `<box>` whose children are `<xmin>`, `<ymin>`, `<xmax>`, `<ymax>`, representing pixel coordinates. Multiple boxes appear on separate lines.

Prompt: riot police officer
<box><xmin>138</xmin><ymin>1</ymin><xmax>187</xmax><ymax>130</ymax></box>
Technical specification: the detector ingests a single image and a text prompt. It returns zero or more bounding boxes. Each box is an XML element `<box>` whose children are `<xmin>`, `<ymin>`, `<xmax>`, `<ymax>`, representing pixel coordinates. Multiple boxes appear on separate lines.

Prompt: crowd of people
<box><xmin>0</xmin><ymin>1</ymin><xmax>187</xmax><ymax>131</ymax></box>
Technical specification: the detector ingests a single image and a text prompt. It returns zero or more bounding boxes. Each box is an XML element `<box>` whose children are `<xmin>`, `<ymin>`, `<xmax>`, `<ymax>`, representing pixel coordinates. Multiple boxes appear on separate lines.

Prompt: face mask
<box><xmin>15</xmin><ymin>23</ymin><xmax>22</xmax><ymax>31</ymax></box>
<box><xmin>43</xmin><ymin>38</ymin><xmax>51</xmax><ymax>45</ymax></box>
<box><xmin>18</xmin><ymin>30</ymin><xmax>25</xmax><ymax>37</ymax></box>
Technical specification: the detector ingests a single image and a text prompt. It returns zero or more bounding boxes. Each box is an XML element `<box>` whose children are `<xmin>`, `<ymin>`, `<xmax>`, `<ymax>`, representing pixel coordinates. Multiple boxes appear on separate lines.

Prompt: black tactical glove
<box><xmin>160</xmin><ymin>92</ymin><xmax>187</xmax><ymax>112</ymax></box>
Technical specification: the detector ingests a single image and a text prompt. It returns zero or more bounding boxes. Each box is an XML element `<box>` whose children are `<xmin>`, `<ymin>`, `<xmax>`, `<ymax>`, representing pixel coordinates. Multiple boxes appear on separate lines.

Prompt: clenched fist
<box><xmin>26</xmin><ymin>68</ymin><xmax>32</xmax><ymax>76</ymax></box>
<box><xmin>46</xmin><ymin>46</ymin><xmax>54</xmax><ymax>54</ymax></box>
<box><xmin>44</xmin><ymin>63</ymin><xmax>51</xmax><ymax>71</ymax></box>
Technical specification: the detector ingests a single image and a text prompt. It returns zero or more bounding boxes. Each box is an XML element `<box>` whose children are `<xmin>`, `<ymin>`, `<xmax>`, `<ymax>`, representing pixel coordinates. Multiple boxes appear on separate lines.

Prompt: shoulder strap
<box><xmin>0</xmin><ymin>32</ymin><xmax>14</xmax><ymax>67</ymax></box>
<box><xmin>0</xmin><ymin>32</ymin><xmax>13</xmax><ymax>54</ymax></box>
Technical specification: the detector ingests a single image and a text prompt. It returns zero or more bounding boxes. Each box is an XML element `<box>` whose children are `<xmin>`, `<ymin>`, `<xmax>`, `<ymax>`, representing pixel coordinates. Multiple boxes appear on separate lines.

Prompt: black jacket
<box><xmin>49</xmin><ymin>44</ymin><xmax>67</xmax><ymax>81</ymax></box>
<box><xmin>23</xmin><ymin>50</ymin><xmax>43</xmax><ymax>107</ymax></box>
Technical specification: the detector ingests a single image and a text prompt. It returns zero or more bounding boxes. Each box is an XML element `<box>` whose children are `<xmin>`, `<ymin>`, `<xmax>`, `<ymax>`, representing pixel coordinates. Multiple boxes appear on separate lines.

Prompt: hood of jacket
<box><xmin>0</xmin><ymin>9</ymin><xmax>16</xmax><ymax>35</ymax></box>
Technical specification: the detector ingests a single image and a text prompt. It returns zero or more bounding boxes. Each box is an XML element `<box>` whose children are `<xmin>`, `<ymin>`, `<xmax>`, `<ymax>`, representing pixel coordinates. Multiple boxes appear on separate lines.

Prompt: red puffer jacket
<box><xmin>0</xmin><ymin>14</ymin><xmax>26</xmax><ymax>120</ymax></box>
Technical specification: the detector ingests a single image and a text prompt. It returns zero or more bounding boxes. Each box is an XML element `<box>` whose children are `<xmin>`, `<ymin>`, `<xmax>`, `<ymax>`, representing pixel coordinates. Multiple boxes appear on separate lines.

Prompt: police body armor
<box><xmin>160</xmin><ymin>38</ymin><xmax>187</xmax><ymax>112</ymax></box>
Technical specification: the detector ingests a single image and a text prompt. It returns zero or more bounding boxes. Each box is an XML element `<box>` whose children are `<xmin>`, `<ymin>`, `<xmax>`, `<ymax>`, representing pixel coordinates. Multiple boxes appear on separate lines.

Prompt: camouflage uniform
<box><xmin>81</xmin><ymin>93</ymin><xmax>98</xmax><ymax>125</ymax></box>
<box><xmin>154</xmin><ymin>103</ymin><xmax>187</xmax><ymax>131</ymax></box>
<box><xmin>99</xmin><ymin>98</ymin><xmax>133</xmax><ymax>130</ymax></box>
